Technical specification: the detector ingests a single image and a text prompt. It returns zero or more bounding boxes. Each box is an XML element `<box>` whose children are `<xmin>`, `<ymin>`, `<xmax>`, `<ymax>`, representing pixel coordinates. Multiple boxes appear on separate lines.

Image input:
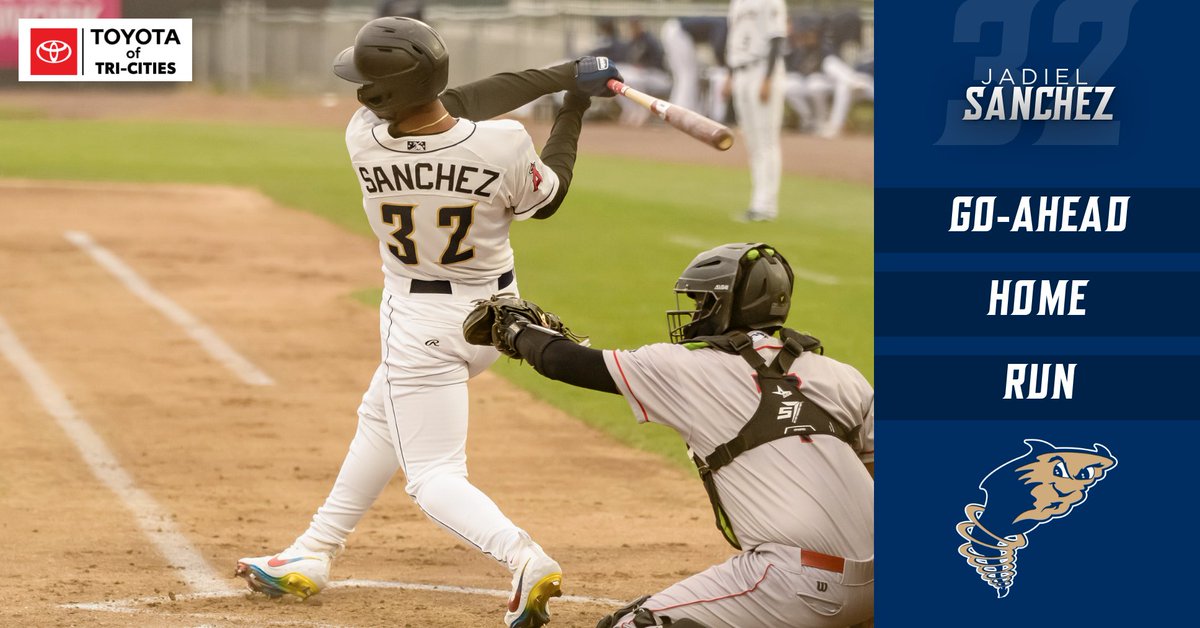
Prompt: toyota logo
<box><xmin>36</xmin><ymin>40</ymin><xmax>72</xmax><ymax>64</ymax></box>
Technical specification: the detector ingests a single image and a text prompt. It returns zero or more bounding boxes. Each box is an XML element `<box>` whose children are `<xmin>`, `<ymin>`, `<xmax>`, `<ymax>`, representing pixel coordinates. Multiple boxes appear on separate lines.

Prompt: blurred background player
<box><xmin>234</xmin><ymin>16</ymin><xmax>620</xmax><ymax>628</ymax></box>
<box><xmin>588</xmin><ymin>17</ymin><xmax>628</xmax><ymax>62</ymax></box>
<box><xmin>660</xmin><ymin>16</ymin><xmax>729</xmax><ymax>122</ymax></box>
<box><xmin>467</xmin><ymin>243</ymin><xmax>875</xmax><ymax>627</ymax></box>
<box><xmin>587</xmin><ymin>17</ymin><xmax>671</xmax><ymax>126</ymax></box>
<box><xmin>724</xmin><ymin>0</ymin><xmax>787</xmax><ymax>222</ymax></box>
<box><xmin>784</xmin><ymin>12</ymin><xmax>874</xmax><ymax>139</ymax></box>
<box><xmin>619</xmin><ymin>18</ymin><xmax>670</xmax><ymax>125</ymax></box>
<box><xmin>376</xmin><ymin>0</ymin><xmax>424</xmax><ymax>20</ymax></box>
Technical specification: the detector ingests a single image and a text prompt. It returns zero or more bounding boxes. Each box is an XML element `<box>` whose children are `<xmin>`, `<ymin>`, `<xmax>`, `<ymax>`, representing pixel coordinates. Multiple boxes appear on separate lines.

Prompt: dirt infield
<box><xmin>0</xmin><ymin>88</ymin><xmax>873</xmax><ymax>185</ymax></box>
<box><xmin>0</xmin><ymin>180</ymin><xmax>732</xmax><ymax>627</ymax></box>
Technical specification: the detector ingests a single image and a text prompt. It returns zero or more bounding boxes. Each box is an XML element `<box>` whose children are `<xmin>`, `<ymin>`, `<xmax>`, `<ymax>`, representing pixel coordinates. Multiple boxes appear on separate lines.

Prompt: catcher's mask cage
<box><xmin>332</xmin><ymin>16</ymin><xmax>449</xmax><ymax>120</ymax></box>
<box><xmin>667</xmin><ymin>243</ymin><xmax>795</xmax><ymax>343</ymax></box>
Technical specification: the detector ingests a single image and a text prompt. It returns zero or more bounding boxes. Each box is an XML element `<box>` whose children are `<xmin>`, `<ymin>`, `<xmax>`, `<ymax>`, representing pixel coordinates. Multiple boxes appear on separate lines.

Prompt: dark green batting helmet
<box><xmin>333</xmin><ymin>16</ymin><xmax>449</xmax><ymax>119</ymax></box>
<box><xmin>668</xmin><ymin>243</ymin><xmax>795</xmax><ymax>343</ymax></box>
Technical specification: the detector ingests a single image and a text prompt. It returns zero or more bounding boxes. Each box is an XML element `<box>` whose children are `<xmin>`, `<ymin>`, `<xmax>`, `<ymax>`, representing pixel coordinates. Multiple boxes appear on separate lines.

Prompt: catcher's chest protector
<box><xmin>689</xmin><ymin>329</ymin><xmax>859</xmax><ymax>549</ymax></box>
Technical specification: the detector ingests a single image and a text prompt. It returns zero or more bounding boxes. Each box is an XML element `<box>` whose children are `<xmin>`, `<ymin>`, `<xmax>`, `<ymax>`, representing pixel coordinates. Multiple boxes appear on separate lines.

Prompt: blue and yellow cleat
<box><xmin>505</xmin><ymin>553</ymin><xmax>563</xmax><ymax>628</ymax></box>
<box><xmin>234</xmin><ymin>545</ymin><xmax>333</xmax><ymax>600</ymax></box>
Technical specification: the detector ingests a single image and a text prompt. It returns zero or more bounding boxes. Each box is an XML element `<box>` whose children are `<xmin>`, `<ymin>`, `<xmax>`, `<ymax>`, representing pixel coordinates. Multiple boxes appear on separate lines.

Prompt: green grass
<box><xmin>0</xmin><ymin>105</ymin><xmax>47</xmax><ymax>120</ymax></box>
<box><xmin>0</xmin><ymin>118</ymin><xmax>364</xmax><ymax>233</ymax></box>
<box><xmin>0</xmin><ymin>118</ymin><xmax>872</xmax><ymax>467</ymax></box>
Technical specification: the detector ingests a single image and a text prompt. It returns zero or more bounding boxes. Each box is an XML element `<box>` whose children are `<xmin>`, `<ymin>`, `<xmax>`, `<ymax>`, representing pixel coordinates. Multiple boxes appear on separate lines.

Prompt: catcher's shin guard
<box><xmin>595</xmin><ymin>596</ymin><xmax>709</xmax><ymax>628</ymax></box>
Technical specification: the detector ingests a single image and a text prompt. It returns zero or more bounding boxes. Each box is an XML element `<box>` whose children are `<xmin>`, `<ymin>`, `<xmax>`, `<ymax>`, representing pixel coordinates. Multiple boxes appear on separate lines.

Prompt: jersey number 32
<box><xmin>381</xmin><ymin>202</ymin><xmax>475</xmax><ymax>265</ymax></box>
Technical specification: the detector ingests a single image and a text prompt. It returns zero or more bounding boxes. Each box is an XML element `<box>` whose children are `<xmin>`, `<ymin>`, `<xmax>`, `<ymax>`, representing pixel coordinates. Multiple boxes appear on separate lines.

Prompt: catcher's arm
<box><xmin>463</xmin><ymin>295</ymin><xmax>618</xmax><ymax>393</ymax></box>
<box><xmin>515</xmin><ymin>325</ymin><xmax>618</xmax><ymax>394</ymax></box>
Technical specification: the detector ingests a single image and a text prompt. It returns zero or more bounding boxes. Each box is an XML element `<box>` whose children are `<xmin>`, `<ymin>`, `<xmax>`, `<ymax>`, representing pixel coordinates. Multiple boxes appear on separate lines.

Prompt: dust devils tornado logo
<box><xmin>956</xmin><ymin>439</ymin><xmax>1117</xmax><ymax>598</ymax></box>
<box><xmin>30</xmin><ymin>28</ymin><xmax>79</xmax><ymax>76</ymax></box>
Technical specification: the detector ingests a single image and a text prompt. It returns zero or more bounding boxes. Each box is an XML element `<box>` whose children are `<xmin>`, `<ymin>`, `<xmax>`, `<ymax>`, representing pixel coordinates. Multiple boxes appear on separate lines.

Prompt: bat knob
<box><xmin>715</xmin><ymin>131</ymin><xmax>734</xmax><ymax>151</ymax></box>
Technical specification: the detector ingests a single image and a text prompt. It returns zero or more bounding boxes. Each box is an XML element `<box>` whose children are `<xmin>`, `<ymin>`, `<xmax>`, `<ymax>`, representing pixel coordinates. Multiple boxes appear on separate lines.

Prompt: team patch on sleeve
<box><xmin>529</xmin><ymin>162</ymin><xmax>543</xmax><ymax>192</ymax></box>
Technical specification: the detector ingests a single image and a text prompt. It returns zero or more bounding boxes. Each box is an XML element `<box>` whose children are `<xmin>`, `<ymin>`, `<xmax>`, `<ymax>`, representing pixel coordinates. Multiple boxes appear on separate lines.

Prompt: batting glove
<box><xmin>574</xmin><ymin>56</ymin><xmax>622</xmax><ymax>97</ymax></box>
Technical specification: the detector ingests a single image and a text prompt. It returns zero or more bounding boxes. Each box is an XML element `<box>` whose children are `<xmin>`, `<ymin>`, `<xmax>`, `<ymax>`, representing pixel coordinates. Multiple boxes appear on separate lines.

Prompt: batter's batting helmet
<box><xmin>668</xmin><ymin>243</ymin><xmax>795</xmax><ymax>343</ymax></box>
<box><xmin>333</xmin><ymin>16</ymin><xmax>449</xmax><ymax>119</ymax></box>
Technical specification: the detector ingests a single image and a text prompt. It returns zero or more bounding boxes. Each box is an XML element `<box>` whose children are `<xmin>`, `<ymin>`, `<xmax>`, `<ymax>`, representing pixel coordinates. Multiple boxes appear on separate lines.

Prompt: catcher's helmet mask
<box><xmin>333</xmin><ymin>16</ymin><xmax>449</xmax><ymax>120</ymax></box>
<box><xmin>668</xmin><ymin>243</ymin><xmax>795</xmax><ymax>343</ymax></box>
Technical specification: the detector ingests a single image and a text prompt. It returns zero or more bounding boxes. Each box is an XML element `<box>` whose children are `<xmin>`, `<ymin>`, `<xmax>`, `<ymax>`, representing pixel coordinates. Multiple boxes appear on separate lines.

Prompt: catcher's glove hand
<box><xmin>574</xmin><ymin>55</ymin><xmax>622</xmax><ymax>97</ymax></box>
<box><xmin>462</xmin><ymin>293</ymin><xmax>585</xmax><ymax>359</ymax></box>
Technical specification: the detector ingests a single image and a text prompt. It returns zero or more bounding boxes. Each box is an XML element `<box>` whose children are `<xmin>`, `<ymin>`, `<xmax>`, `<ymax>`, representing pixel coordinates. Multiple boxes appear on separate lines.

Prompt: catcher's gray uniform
<box><xmin>464</xmin><ymin>242</ymin><xmax>873</xmax><ymax>627</ymax></box>
<box><xmin>602</xmin><ymin>330</ymin><xmax>874</xmax><ymax>627</ymax></box>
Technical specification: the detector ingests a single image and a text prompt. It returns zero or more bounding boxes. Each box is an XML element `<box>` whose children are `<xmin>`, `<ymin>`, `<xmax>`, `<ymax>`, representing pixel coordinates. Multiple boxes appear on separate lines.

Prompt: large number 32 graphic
<box><xmin>381</xmin><ymin>202</ymin><xmax>475</xmax><ymax>265</ymax></box>
<box><xmin>936</xmin><ymin>0</ymin><xmax>1137</xmax><ymax>146</ymax></box>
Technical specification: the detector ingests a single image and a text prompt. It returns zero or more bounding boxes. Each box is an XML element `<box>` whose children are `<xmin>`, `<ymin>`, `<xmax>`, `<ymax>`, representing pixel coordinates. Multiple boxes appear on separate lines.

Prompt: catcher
<box><xmin>464</xmin><ymin>243</ymin><xmax>875</xmax><ymax>628</ymax></box>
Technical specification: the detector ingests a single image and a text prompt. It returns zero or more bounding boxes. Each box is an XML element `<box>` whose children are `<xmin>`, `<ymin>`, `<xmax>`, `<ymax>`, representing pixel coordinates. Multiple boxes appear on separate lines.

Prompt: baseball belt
<box><xmin>410</xmin><ymin>269</ymin><xmax>514</xmax><ymax>295</ymax></box>
<box><xmin>800</xmin><ymin>549</ymin><xmax>874</xmax><ymax>586</ymax></box>
<box><xmin>801</xmin><ymin>549</ymin><xmax>846</xmax><ymax>573</ymax></box>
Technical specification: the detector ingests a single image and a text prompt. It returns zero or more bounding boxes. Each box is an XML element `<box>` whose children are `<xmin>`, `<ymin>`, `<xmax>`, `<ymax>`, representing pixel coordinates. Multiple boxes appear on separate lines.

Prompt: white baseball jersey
<box><xmin>603</xmin><ymin>331</ymin><xmax>874</xmax><ymax>559</ymax></box>
<box><xmin>345</xmin><ymin>107</ymin><xmax>560</xmax><ymax>284</ymax></box>
<box><xmin>726</xmin><ymin>0</ymin><xmax>788</xmax><ymax>68</ymax></box>
<box><xmin>292</xmin><ymin>106</ymin><xmax>564</xmax><ymax>583</ymax></box>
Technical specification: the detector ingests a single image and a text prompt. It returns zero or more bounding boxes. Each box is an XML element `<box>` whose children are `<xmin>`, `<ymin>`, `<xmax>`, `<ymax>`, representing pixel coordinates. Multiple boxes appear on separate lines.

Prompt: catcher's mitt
<box><xmin>462</xmin><ymin>293</ymin><xmax>584</xmax><ymax>359</ymax></box>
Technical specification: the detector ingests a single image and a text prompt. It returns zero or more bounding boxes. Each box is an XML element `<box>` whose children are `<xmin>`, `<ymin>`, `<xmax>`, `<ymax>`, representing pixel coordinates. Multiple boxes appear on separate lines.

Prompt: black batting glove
<box><xmin>574</xmin><ymin>56</ymin><xmax>622</xmax><ymax>97</ymax></box>
<box><xmin>562</xmin><ymin>90</ymin><xmax>593</xmax><ymax>111</ymax></box>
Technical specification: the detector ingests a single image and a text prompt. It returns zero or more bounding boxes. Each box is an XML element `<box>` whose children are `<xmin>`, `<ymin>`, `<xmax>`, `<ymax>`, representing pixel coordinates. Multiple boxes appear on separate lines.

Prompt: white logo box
<box><xmin>19</xmin><ymin>18</ymin><xmax>192</xmax><ymax>82</ymax></box>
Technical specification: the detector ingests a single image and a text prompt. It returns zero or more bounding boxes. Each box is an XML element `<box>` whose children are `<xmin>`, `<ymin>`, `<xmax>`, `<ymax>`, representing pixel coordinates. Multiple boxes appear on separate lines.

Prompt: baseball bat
<box><xmin>606</xmin><ymin>79</ymin><xmax>734</xmax><ymax>151</ymax></box>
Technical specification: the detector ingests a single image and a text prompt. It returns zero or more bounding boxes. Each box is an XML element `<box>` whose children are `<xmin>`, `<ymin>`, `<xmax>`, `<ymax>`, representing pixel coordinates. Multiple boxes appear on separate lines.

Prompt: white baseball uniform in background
<box><xmin>603</xmin><ymin>331</ymin><xmax>874</xmax><ymax>627</ymax></box>
<box><xmin>661</xmin><ymin>16</ymin><xmax>732</xmax><ymax>124</ymax></box>
<box><xmin>727</xmin><ymin>0</ymin><xmax>787</xmax><ymax>220</ymax></box>
<box><xmin>786</xmin><ymin>53</ymin><xmax>875</xmax><ymax>139</ymax></box>
<box><xmin>292</xmin><ymin>107</ymin><xmax>560</xmax><ymax>572</ymax></box>
<box><xmin>661</xmin><ymin>18</ymin><xmax>701</xmax><ymax>112</ymax></box>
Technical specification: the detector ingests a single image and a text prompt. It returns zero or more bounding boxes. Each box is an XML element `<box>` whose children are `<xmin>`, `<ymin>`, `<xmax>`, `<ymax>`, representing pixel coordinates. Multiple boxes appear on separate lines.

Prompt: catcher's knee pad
<box><xmin>595</xmin><ymin>596</ymin><xmax>709</xmax><ymax>628</ymax></box>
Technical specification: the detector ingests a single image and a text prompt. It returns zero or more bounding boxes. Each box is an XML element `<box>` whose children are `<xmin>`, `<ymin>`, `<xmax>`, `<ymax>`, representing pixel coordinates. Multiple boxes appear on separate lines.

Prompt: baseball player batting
<box><xmin>233</xmin><ymin>17</ymin><xmax>621</xmax><ymax>628</ymax></box>
<box><xmin>465</xmin><ymin>243</ymin><xmax>875</xmax><ymax>627</ymax></box>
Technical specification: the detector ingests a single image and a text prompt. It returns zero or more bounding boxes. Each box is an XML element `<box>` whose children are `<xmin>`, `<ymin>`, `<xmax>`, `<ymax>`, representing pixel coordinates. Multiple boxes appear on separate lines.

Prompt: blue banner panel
<box><xmin>875</xmin><ymin>189</ymin><xmax>1200</xmax><ymax>253</ymax></box>
<box><xmin>876</xmin><ymin>356</ymin><xmax>1196</xmax><ymax>420</ymax></box>
<box><xmin>876</xmin><ymin>272</ymin><xmax>1199</xmax><ymax>336</ymax></box>
<box><xmin>877</xmin><ymin>336</ymin><xmax>1200</xmax><ymax>356</ymax></box>
<box><xmin>877</xmin><ymin>0</ymin><xmax>1200</xmax><ymax>188</ymax></box>
<box><xmin>877</xmin><ymin>421</ymin><xmax>1192</xmax><ymax>625</ymax></box>
<box><xmin>876</xmin><ymin>252</ymin><xmax>1200</xmax><ymax>273</ymax></box>
<box><xmin>876</xmin><ymin>0</ymin><xmax>1200</xmax><ymax>623</ymax></box>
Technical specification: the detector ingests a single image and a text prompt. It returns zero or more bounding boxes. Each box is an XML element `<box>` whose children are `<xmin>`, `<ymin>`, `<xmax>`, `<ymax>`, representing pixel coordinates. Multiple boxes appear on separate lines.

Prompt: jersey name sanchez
<box><xmin>726</xmin><ymin>0</ymin><xmax>787</xmax><ymax>68</ymax></box>
<box><xmin>345</xmin><ymin>107</ymin><xmax>560</xmax><ymax>282</ymax></box>
<box><xmin>603</xmin><ymin>331</ymin><xmax>874</xmax><ymax>558</ymax></box>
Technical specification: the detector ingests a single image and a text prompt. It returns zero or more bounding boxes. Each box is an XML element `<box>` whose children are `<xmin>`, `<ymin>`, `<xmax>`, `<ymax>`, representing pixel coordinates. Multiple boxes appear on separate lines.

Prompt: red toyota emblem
<box><xmin>30</xmin><ymin>28</ymin><xmax>79</xmax><ymax>76</ymax></box>
<box><xmin>37</xmin><ymin>39</ymin><xmax>71</xmax><ymax>63</ymax></box>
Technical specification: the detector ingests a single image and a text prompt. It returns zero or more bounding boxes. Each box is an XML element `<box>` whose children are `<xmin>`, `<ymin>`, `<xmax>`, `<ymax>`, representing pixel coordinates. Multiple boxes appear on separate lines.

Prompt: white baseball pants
<box><xmin>732</xmin><ymin>62</ymin><xmax>785</xmax><ymax>218</ymax></box>
<box><xmin>295</xmin><ymin>276</ymin><xmax>537</xmax><ymax>572</ymax></box>
<box><xmin>617</xmin><ymin>543</ymin><xmax>873</xmax><ymax>628</ymax></box>
<box><xmin>662</xmin><ymin>18</ymin><xmax>701</xmax><ymax>112</ymax></box>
